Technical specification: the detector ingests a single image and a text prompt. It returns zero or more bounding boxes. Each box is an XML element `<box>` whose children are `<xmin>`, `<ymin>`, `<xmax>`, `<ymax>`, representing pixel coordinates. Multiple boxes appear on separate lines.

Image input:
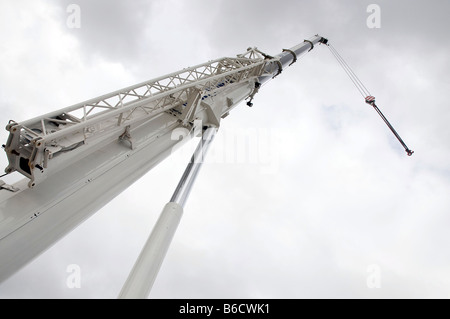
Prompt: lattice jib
<box><xmin>4</xmin><ymin>54</ymin><xmax>270</xmax><ymax>186</ymax></box>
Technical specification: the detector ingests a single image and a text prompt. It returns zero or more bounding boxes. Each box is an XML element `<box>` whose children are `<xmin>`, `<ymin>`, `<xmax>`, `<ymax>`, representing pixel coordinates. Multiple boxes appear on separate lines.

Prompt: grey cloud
<box><xmin>58</xmin><ymin>0</ymin><xmax>153</xmax><ymax>63</ymax></box>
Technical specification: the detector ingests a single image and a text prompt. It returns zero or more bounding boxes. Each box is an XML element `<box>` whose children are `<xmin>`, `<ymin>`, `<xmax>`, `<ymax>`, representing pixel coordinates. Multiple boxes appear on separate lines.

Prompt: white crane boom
<box><xmin>0</xmin><ymin>35</ymin><xmax>328</xmax><ymax>286</ymax></box>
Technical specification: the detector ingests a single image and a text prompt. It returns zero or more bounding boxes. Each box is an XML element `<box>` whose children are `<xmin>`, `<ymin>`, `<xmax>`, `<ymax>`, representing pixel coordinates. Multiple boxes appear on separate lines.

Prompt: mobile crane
<box><xmin>0</xmin><ymin>34</ymin><xmax>412</xmax><ymax>298</ymax></box>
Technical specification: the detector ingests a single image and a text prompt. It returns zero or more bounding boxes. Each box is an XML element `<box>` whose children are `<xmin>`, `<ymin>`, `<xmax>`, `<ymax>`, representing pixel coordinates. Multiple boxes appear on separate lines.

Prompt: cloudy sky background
<box><xmin>0</xmin><ymin>0</ymin><xmax>449</xmax><ymax>298</ymax></box>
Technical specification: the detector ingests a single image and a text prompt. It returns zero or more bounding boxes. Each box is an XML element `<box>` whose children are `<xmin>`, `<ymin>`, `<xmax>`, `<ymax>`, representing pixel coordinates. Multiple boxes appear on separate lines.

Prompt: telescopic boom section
<box><xmin>0</xmin><ymin>35</ymin><xmax>327</xmax><ymax>285</ymax></box>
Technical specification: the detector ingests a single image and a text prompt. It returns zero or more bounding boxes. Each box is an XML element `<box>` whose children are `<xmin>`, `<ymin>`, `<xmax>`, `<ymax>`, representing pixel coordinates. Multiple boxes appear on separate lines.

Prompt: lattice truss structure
<box><xmin>4</xmin><ymin>51</ymin><xmax>278</xmax><ymax>187</ymax></box>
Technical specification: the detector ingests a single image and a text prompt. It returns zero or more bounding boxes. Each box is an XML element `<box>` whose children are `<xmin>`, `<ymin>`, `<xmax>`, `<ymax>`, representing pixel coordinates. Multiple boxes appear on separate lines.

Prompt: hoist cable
<box><xmin>328</xmin><ymin>44</ymin><xmax>371</xmax><ymax>97</ymax></box>
<box><xmin>328</xmin><ymin>46</ymin><xmax>366</xmax><ymax>98</ymax></box>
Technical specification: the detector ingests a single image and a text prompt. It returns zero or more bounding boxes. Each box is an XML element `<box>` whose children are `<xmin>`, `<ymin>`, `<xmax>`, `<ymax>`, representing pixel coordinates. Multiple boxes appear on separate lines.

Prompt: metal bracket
<box><xmin>249</xmin><ymin>49</ymin><xmax>283</xmax><ymax>78</ymax></box>
<box><xmin>119</xmin><ymin>125</ymin><xmax>133</xmax><ymax>149</ymax></box>
<box><xmin>181</xmin><ymin>88</ymin><xmax>203</xmax><ymax>126</ymax></box>
<box><xmin>246</xmin><ymin>81</ymin><xmax>261</xmax><ymax>107</ymax></box>
<box><xmin>272</xmin><ymin>60</ymin><xmax>283</xmax><ymax>79</ymax></box>
<box><xmin>282</xmin><ymin>49</ymin><xmax>297</xmax><ymax>66</ymax></box>
<box><xmin>304</xmin><ymin>39</ymin><xmax>314</xmax><ymax>52</ymax></box>
<box><xmin>318</xmin><ymin>37</ymin><xmax>329</xmax><ymax>45</ymax></box>
<box><xmin>0</xmin><ymin>180</ymin><xmax>19</xmax><ymax>192</ymax></box>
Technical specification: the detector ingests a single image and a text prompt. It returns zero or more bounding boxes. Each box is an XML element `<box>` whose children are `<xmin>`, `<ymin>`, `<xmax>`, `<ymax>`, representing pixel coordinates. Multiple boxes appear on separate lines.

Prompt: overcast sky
<box><xmin>0</xmin><ymin>0</ymin><xmax>449</xmax><ymax>299</ymax></box>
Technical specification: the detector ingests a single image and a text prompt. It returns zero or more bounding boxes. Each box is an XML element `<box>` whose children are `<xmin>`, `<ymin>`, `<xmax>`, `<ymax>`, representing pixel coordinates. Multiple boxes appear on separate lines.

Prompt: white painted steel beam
<box><xmin>0</xmin><ymin>35</ymin><xmax>327</xmax><ymax>288</ymax></box>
